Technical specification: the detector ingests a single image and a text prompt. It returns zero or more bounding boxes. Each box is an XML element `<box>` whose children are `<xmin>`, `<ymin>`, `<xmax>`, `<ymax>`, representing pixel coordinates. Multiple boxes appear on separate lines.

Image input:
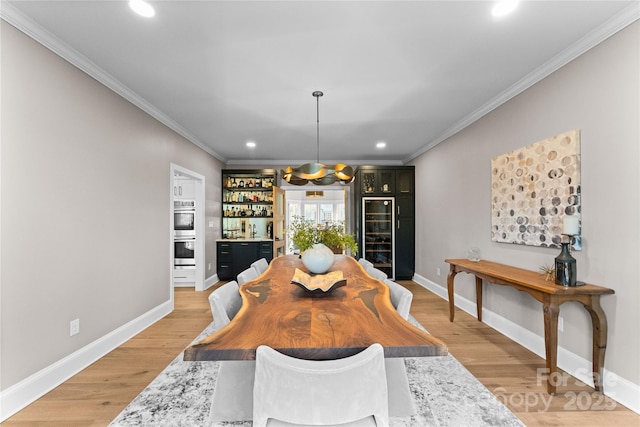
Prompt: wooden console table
<box><xmin>445</xmin><ymin>258</ymin><xmax>614</xmax><ymax>394</ymax></box>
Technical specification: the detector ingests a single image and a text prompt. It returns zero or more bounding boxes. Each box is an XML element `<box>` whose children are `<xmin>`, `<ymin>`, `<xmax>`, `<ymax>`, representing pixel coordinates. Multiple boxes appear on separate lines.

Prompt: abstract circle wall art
<box><xmin>491</xmin><ymin>129</ymin><xmax>581</xmax><ymax>250</ymax></box>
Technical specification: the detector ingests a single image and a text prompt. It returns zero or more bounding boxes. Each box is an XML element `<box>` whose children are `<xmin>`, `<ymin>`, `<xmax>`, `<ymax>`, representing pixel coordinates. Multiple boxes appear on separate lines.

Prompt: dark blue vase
<box><xmin>555</xmin><ymin>242</ymin><xmax>577</xmax><ymax>287</ymax></box>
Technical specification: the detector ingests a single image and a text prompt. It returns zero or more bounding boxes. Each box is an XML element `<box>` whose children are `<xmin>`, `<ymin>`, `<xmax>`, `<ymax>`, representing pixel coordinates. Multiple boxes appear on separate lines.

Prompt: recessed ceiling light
<box><xmin>246</xmin><ymin>141</ymin><xmax>256</xmax><ymax>148</ymax></box>
<box><xmin>129</xmin><ymin>0</ymin><xmax>155</xmax><ymax>18</ymax></box>
<box><xmin>492</xmin><ymin>0</ymin><xmax>519</xmax><ymax>17</ymax></box>
<box><xmin>376</xmin><ymin>142</ymin><xmax>387</xmax><ymax>149</ymax></box>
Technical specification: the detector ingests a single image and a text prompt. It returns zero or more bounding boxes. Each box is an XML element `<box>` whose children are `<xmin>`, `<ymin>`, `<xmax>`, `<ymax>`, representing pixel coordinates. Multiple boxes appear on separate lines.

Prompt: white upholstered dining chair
<box><xmin>208</xmin><ymin>281</ymin><xmax>242</xmax><ymax>329</ymax></box>
<box><xmin>366</xmin><ymin>265</ymin><xmax>388</xmax><ymax>281</ymax></box>
<box><xmin>383</xmin><ymin>279</ymin><xmax>413</xmax><ymax>320</ymax></box>
<box><xmin>237</xmin><ymin>266</ymin><xmax>259</xmax><ymax>285</ymax></box>
<box><xmin>358</xmin><ymin>257</ymin><xmax>374</xmax><ymax>269</ymax></box>
<box><xmin>251</xmin><ymin>257</ymin><xmax>269</xmax><ymax>275</ymax></box>
<box><xmin>207</xmin><ymin>280</ymin><xmax>256</xmax><ymax>422</ymax></box>
<box><xmin>253</xmin><ymin>343</ymin><xmax>389</xmax><ymax>427</ymax></box>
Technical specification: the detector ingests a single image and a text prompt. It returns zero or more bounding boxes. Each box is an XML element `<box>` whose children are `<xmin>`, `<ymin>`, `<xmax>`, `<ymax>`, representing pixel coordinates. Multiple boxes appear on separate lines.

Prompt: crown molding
<box><xmin>0</xmin><ymin>2</ymin><xmax>227</xmax><ymax>163</ymax></box>
<box><xmin>405</xmin><ymin>2</ymin><xmax>640</xmax><ymax>163</ymax></box>
<box><xmin>225</xmin><ymin>159</ymin><xmax>405</xmax><ymax>167</ymax></box>
<box><xmin>2</xmin><ymin>1</ymin><xmax>636</xmax><ymax>166</ymax></box>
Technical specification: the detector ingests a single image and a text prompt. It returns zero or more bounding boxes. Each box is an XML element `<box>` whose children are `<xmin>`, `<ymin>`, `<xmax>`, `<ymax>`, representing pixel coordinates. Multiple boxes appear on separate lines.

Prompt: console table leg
<box><xmin>475</xmin><ymin>276</ymin><xmax>483</xmax><ymax>322</ymax></box>
<box><xmin>543</xmin><ymin>299</ymin><xmax>560</xmax><ymax>394</ymax></box>
<box><xmin>583</xmin><ymin>296</ymin><xmax>608</xmax><ymax>393</ymax></box>
<box><xmin>447</xmin><ymin>266</ymin><xmax>457</xmax><ymax>322</ymax></box>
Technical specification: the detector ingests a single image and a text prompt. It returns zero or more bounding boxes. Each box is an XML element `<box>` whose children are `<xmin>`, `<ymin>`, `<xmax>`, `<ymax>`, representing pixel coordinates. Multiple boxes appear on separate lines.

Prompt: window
<box><xmin>319</xmin><ymin>204</ymin><xmax>333</xmax><ymax>223</ymax></box>
<box><xmin>285</xmin><ymin>190</ymin><xmax>347</xmax><ymax>254</ymax></box>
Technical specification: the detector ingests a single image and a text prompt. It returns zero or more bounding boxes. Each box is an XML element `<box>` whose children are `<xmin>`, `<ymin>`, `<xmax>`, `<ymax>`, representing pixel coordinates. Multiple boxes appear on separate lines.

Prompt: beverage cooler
<box><xmin>362</xmin><ymin>197</ymin><xmax>395</xmax><ymax>279</ymax></box>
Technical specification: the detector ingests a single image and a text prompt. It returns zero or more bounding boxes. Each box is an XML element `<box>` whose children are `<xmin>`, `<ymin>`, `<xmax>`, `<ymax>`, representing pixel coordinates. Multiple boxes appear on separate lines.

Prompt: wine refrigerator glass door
<box><xmin>362</xmin><ymin>197</ymin><xmax>395</xmax><ymax>279</ymax></box>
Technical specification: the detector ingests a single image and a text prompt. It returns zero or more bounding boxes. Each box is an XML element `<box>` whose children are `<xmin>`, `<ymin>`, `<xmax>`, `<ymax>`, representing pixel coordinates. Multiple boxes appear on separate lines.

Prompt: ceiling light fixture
<box><xmin>281</xmin><ymin>91</ymin><xmax>354</xmax><ymax>186</ymax></box>
<box><xmin>129</xmin><ymin>0</ymin><xmax>155</xmax><ymax>18</ymax></box>
<box><xmin>492</xmin><ymin>0</ymin><xmax>519</xmax><ymax>17</ymax></box>
<box><xmin>376</xmin><ymin>142</ymin><xmax>386</xmax><ymax>149</ymax></box>
<box><xmin>306</xmin><ymin>191</ymin><xmax>324</xmax><ymax>198</ymax></box>
<box><xmin>246</xmin><ymin>141</ymin><xmax>256</xmax><ymax>148</ymax></box>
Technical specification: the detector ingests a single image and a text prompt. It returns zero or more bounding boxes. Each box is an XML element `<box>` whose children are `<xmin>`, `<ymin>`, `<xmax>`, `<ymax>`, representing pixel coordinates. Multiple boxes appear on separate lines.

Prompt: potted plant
<box><xmin>287</xmin><ymin>216</ymin><xmax>358</xmax><ymax>274</ymax></box>
<box><xmin>287</xmin><ymin>216</ymin><xmax>358</xmax><ymax>254</ymax></box>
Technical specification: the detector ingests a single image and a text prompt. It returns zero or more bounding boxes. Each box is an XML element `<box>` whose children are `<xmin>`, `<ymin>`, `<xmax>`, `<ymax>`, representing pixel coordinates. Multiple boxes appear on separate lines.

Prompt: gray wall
<box><xmin>1</xmin><ymin>21</ymin><xmax>223</xmax><ymax>389</ymax></box>
<box><xmin>411</xmin><ymin>22</ymin><xmax>639</xmax><ymax>385</ymax></box>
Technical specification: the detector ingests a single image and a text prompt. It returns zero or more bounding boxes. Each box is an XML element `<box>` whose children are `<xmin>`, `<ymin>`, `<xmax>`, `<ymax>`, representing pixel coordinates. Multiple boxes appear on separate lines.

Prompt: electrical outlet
<box><xmin>436</xmin><ymin>267</ymin><xmax>441</xmax><ymax>276</ymax></box>
<box><xmin>558</xmin><ymin>316</ymin><xmax>564</xmax><ymax>332</ymax></box>
<box><xmin>70</xmin><ymin>318</ymin><xmax>80</xmax><ymax>336</ymax></box>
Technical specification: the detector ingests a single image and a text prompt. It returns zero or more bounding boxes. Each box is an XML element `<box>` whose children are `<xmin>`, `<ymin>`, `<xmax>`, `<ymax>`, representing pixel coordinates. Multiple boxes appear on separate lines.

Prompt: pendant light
<box><xmin>281</xmin><ymin>91</ymin><xmax>354</xmax><ymax>186</ymax></box>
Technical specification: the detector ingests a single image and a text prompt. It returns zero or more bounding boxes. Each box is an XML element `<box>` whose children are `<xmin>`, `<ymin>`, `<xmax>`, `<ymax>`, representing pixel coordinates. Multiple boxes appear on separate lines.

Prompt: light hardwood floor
<box><xmin>3</xmin><ymin>282</ymin><xmax>638</xmax><ymax>426</ymax></box>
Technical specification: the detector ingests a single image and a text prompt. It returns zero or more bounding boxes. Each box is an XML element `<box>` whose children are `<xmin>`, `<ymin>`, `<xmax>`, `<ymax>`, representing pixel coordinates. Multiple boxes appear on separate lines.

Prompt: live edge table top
<box><xmin>184</xmin><ymin>255</ymin><xmax>447</xmax><ymax>361</ymax></box>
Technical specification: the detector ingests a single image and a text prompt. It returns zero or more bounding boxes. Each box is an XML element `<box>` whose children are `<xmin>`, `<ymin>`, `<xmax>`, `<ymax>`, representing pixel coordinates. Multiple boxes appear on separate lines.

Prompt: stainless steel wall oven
<box><xmin>174</xmin><ymin>200</ymin><xmax>195</xmax><ymax>237</ymax></box>
<box><xmin>174</xmin><ymin>237</ymin><xmax>196</xmax><ymax>268</ymax></box>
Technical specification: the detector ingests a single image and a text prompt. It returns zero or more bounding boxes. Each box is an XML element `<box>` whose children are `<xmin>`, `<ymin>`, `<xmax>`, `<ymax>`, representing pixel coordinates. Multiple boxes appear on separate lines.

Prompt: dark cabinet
<box><xmin>259</xmin><ymin>241</ymin><xmax>273</xmax><ymax>260</ymax></box>
<box><xmin>354</xmin><ymin>166</ymin><xmax>415</xmax><ymax>280</ymax></box>
<box><xmin>395</xmin><ymin>195</ymin><xmax>415</xmax><ymax>280</ymax></box>
<box><xmin>396</xmin><ymin>169</ymin><xmax>414</xmax><ymax>194</ymax></box>
<box><xmin>359</xmin><ymin>169</ymin><xmax>396</xmax><ymax>195</ymax></box>
<box><xmin>216</xmin><ymin>240</ymin><xmax>273</xmax><ymax>281</ymax></box>
<box><xmin>217</xmin><ymin>241</ymin><xmax>234</xmax><ymax>280</ymax></box>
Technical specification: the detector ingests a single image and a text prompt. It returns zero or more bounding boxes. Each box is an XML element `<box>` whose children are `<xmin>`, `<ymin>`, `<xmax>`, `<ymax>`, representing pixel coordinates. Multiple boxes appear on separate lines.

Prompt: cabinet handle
<box><xmin>397</xmin><ymin>206</ymin><xmax>400</xmax><ymax>215</ymax></box>
<box><xmin>179</xmin><ymin>186</ymin><xmax>182</xmax><ymax>196</ymax></box>
<box><xmin>241</xmin><ymin>243</ymin><xmax>249</xmax><ymax>246</ymax></box>
<box><xmin>221</xmin><ymin>264</ymin><xmax>230</xmax><ymax>268</ymax></box>
<box><xmin>397</xmin><ymin>220</ymin><xmax>400</xmax><ymax>229</ymax></box>
<box><xmin>174</xmin><ymin>187</ymin><xmax>177</xmax><ymax>196</ymax></box>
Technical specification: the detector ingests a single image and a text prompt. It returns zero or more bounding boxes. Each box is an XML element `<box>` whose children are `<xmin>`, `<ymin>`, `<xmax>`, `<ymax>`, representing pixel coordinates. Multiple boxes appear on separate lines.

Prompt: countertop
<box><xmin>217</xmin><ymin>238</ymin><xmax>273</xmax><ymax>242</ymax></box>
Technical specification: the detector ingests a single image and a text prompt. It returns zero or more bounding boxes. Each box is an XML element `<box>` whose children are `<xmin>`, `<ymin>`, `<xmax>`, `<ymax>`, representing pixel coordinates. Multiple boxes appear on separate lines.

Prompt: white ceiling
<box><xmin>3</xmin><ymin>1</ymin><xmax>638</xmax><ymax>165</ymax></box>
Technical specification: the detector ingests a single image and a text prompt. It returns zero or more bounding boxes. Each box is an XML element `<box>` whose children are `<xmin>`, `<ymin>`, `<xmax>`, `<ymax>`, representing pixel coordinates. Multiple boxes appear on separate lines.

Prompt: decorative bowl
<box><xmin>291</xmin><ymin>268</ymin><xmax>346</xmax><ymax>295</ymax></box>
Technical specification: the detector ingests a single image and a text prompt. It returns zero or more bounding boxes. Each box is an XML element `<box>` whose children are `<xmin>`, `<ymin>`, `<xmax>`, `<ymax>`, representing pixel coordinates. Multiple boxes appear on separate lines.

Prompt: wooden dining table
<box><xmin>184</xmin><ymin>254</ymin><xmax>447</xmax><ymax>362</ymax></box>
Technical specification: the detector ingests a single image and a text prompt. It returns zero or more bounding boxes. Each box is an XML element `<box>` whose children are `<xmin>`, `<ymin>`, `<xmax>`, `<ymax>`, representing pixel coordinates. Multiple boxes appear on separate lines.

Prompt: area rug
<box><xmin>110</xmin><ymin>318</ymin><xmax>524</xmax><ymax>427</ymax></box>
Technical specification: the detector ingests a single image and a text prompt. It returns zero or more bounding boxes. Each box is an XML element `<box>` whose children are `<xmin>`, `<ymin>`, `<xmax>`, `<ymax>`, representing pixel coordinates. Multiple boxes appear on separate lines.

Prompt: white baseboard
<box><xmin>204</xmin><ymin>274</ymin><xmax>219</xmax><ymax>290</ymax></box>
<box><xmin>0</xmin><ymin>299</ymin><xmax>173</xmax><ymax>422</ymax></box>
<box><xmin>173</xmin><ymin>274</ymin><xmax>218</xmax><ymax>290</ymax></box>
<box><xmin>412</xmin><ymin>273</ymin><xmax>640</xmax><ymax>415</ymax></box>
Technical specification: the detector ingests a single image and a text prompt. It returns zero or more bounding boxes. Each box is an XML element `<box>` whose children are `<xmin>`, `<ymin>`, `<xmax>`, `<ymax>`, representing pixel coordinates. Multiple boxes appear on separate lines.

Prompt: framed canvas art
<box><xmin>491</xmin><ymin>129</ymin><xmax>581</xmax><ymax>249</ymax></box>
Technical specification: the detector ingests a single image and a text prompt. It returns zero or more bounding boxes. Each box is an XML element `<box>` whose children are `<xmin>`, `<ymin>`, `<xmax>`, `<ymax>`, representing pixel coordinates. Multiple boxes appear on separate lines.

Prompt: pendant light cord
<box><xmin>313</xmin><ymin>91</ymin><xmax>323</xmax><ymax>163</ymax></box>
<box><xmin>316</xmin><ymin>95</ymin><xmax>320</xmax><ymax>163</ymax></box>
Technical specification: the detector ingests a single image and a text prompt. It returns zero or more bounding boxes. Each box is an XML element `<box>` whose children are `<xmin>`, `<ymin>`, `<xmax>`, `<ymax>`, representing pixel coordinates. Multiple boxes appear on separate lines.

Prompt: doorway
<box><xmin>284</xmin><ymin>188</ymin><xmax>351</xmax><ymax>254</ymax></box>
<box><xmin>170</xmin><ymin>163</ymin><xmax>205</xmax><ymax>291</ymax></box>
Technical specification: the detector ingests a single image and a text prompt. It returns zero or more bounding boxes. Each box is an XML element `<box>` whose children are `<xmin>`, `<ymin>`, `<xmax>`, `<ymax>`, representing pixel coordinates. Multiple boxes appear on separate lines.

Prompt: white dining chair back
<box><xmin>383</xmin><ymin>279</ymin><xmax>413</xmax><ymax>320</ymax></box>
<box><xmin>250</xmin><ymin>258</ymin><xmax>269</xmax><ymax>275</ymax></box>
<box><xmin>366</xmin><ymin>265</ymin><xmax>388</xmax><ymax>281</ymax></box>
<box><xmin>237</xmin><ymin>266</ymin><xmax>259</xmax><ymax>285</ymax></box>
<box><xmin>253</xmin><ymin>343</ymin><xmax>388</xmax><ymax>427</ymax></box>
<box><xmin>208</xmin><ymin>281</ymin><xmax>242</xmax><ymax>329</ymax></box>
<box><xmin>358</xmin><ymin>257</ymin><xmax>374</xmax><ymax>269</ymax></box>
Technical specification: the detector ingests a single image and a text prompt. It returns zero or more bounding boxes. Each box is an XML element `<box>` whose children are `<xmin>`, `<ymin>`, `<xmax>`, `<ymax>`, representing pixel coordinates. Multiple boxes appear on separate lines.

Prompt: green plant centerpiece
<box><xmin>287</xmin><ymin>216</ymin><xmax>358</xmax><ymax>254</ymax></box>
<box><xmin>287</xmin><ymin>216</ymin><xmax>358</xmax><ymax>274</ymax></box>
